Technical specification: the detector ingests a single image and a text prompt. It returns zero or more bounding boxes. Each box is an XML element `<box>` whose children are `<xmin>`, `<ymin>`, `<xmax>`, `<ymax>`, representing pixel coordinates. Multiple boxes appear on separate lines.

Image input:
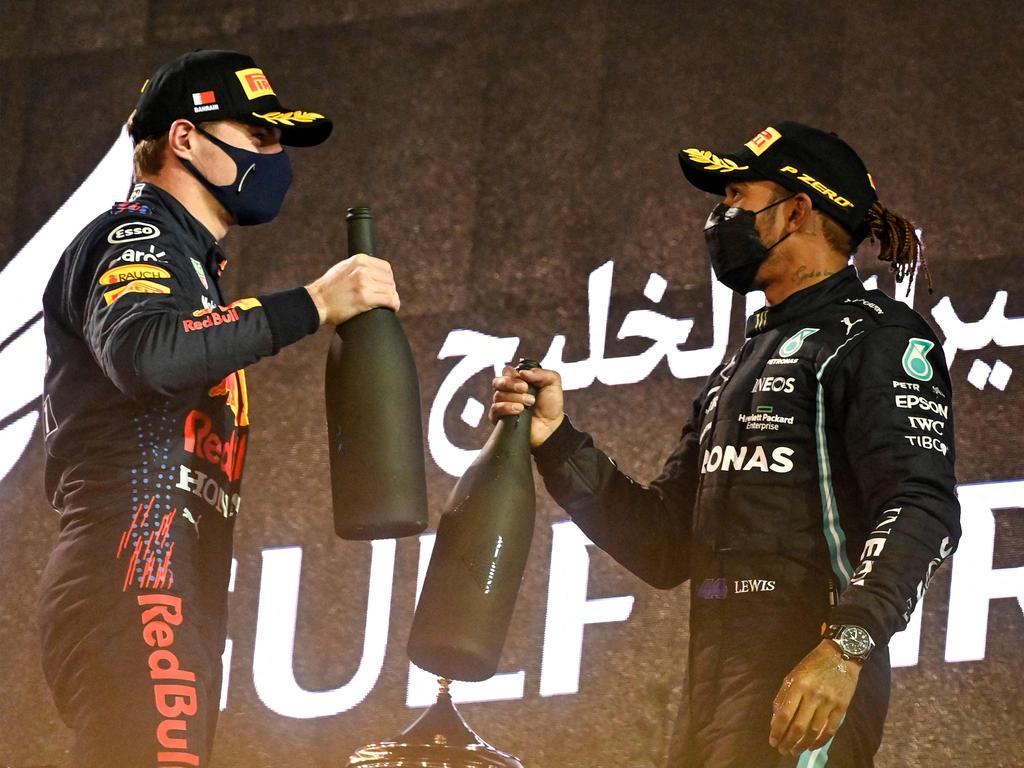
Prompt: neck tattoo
<box><xmin>793</xmin><ymin>265</ymin><xmax>835</xmax><ymax>285</ymax></box>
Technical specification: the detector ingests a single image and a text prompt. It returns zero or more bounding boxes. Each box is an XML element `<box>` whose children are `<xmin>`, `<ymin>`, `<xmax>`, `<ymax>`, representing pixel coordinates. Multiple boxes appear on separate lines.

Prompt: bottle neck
<box><xmin>492</xmin><ymin>405</ymin><xmax>533</xmax><ymax>454</ymax></box>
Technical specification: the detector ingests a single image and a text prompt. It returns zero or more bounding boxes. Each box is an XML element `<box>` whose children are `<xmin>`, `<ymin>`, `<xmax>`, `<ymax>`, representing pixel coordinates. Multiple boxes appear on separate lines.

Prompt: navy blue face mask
<box><xmin>703</xmin><ymin>195</ymin><xmax>795</xmax><ymax>294</ymax></box>
<box><xmin>182</xmin><ymin>126</ymin><xmax>293</xmax><ymax>226</ymax></box>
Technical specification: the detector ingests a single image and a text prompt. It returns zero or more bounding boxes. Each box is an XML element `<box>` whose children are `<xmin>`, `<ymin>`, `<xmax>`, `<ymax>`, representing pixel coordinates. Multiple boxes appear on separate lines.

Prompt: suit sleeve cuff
<box><xmin>532</xmin><ymin>415</ymin><xmax>589</xmax><ymax>468</ymax></box>
<box><xmin>258</xmin><ymin>287</ymin><xmax>321</xmax><ymax>353</ymax></box>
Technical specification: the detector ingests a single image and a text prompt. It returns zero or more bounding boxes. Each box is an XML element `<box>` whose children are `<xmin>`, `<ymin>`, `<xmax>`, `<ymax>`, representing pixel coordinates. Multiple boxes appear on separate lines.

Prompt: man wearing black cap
<box><xmin>38</xmin><ymin>50</ymin><xmax>398</xmax><ymax>766</ymax></box>
<box><xmin>491</xmin><ymin>122</ymin><xmax>960</xmax><ymax>766</ymax></box>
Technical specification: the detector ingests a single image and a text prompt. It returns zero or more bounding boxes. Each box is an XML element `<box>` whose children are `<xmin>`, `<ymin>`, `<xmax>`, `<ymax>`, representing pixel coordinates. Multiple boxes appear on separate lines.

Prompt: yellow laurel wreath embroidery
<box><xmin>682</xmin><ymin>148</ymin><xmax>749</xmax><ymax>173</ymax></box>
<box><xmin>252</xmin><ymin>110</ymin><xmax>325</xmax><ymax>126</ymax></box>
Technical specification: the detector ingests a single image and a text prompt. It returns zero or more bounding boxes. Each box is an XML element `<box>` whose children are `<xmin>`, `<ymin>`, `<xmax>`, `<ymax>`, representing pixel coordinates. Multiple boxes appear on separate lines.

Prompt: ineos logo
<box><xmin>751</xmin><ymin>376</ymin><xmax>796</xmax><ymax>394</ymax></box>
<box><xmin>107</xmin><ymin>221</ymin><xmax>161</xmax><ymax>244</ymax></box>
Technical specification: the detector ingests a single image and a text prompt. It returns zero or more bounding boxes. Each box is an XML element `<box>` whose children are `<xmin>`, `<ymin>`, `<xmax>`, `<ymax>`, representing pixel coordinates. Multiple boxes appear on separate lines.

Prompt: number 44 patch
<box><xmin>902</xmin><ymin>338</ymin><xmax>935</xmax><ymax>381</ymax></box>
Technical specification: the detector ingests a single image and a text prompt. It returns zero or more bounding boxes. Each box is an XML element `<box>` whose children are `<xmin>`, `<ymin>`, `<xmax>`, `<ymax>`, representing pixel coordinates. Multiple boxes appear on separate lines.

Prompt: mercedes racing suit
<box><xmin>38</xmin><ymin>182</ymin><xmax>320</xmax><ymax>766</ymax></box>
<box><xmin>532</xmin><ymin>267</ymin><xmax>960</xmax><ymax>768</ymax></box>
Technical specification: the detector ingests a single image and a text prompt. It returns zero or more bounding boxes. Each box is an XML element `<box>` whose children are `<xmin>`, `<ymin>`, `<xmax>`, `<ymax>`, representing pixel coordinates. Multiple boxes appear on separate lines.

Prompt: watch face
<box><xmin>839</xmin><ymin>626</ymin><xmax>872</xmax><ymax>656</ymax></box>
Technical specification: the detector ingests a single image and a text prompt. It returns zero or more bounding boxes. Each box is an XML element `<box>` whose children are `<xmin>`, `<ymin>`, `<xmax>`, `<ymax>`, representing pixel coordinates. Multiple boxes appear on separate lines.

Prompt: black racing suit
<box><xmin>38</xmin><ymin>182</ymin><xmax>320</xmax><ymax>767</ymax></box>
<box><xmin>532</xmin><ymin>267</ymin><xmax>960</xmax><ymax>768</ymax></box>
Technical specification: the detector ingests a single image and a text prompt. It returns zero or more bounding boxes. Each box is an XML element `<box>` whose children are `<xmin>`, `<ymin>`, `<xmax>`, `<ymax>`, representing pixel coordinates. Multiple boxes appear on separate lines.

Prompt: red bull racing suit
<box><xmin>532</xmin><ymin>267</ymin><xmax>960</xmax><ymax>767</ymax></box>
<box><xmin>39</xmin><ymin>182</ymin><xmax>320</xmax><ymax>766</ymax></box>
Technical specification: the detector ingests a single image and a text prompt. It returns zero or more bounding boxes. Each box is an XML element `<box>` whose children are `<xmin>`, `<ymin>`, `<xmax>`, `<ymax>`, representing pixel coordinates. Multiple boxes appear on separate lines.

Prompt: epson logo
<box><xmin>107</xmin><ymin>222</ymin><xmax>161</xmax><ymax>244</ymax></box>
<box><xmin>701</xmin><ymin>445</ymin><xmax>794</xmax><ymax>474</ymax></box>
<box><xmin>895</xmin><ymin>394</ymin><xmax>949</xmax><ymax>418</ymax></box>
<box><xmin>751</xmin><ymin>376</ymin><xmax>795</xmax><ymax>394</ymax></box>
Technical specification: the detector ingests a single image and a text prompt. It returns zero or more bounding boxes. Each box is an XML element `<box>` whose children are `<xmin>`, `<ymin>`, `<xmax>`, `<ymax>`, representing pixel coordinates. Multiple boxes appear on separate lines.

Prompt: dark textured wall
<box><xmin>1</xmin><ymin>1</ymin><xmax>1022</xmax><ymax>766</ymax></box>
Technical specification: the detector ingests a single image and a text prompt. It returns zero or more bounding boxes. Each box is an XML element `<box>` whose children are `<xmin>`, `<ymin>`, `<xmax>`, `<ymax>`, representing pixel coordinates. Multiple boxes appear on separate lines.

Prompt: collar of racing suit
<box><xmin>744</xmin><ymin>266</ymin><xmax>861</xmax><ymax>337</ymax></box>
<box><xmin>132</xmin><ymin>182</ymin><xmax>228</xmax><ymax>278</ymax></box>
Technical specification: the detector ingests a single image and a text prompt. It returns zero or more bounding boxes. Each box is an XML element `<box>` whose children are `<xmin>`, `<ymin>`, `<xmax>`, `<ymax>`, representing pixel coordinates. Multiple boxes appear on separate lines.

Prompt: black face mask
<box><xmin>181</xmin><ymin>126</ymin><xmax>293</xmax><ymax>226</ymax></box>
<box><xmin>703</xmin><ymin>195</ymin><xmax>795</xmax><ymax>294</ymax></box>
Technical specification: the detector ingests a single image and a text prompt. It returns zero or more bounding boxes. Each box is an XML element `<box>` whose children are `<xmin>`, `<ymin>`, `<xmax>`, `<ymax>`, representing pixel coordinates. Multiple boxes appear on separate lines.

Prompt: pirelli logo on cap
<box><xmin>744</xmin><ymin>126</ymin><xmax>782</xmax><ymax>156</ymax></box>
<box><xmin>779</xmin><ymin>165</ymin><xmax>856</xmax><ymax>209</ymax></box>
<box><xmin>236</xmin><ymin>68</ymin><xmax>275</xmax><ymax>100</ymax></box>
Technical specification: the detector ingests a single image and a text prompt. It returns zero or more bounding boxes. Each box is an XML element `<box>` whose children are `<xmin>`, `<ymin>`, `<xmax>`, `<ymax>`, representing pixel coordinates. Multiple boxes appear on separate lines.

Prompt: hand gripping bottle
<box><xmin>325</xmin><ymin>207</ymin><xmax>428</xmax><ymax>540</ymax></box>
<box><xmin>407</xmin><ymin>359</ymin><xmax>540</xmax><ymax>680</ymax></box>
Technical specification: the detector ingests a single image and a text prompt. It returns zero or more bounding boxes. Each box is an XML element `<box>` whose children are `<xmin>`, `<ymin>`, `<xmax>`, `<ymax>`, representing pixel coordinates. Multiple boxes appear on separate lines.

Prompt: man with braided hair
<box><xmin>491</xmin><ymin>122</ymin><xmax>959</xmax><ymax>766</ymax></box>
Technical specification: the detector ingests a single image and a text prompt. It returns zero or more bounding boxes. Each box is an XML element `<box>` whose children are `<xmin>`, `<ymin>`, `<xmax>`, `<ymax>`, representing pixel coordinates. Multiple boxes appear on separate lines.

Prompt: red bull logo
<box><xmin>181</xmin><ymin>371</ymin><xmax>249</xmax><ymax>485</ymax></box>
<box><xmin>184</xmin><ymin>297</ymin><xmax>261</xmax><ymax>332</ymax></box>
<box><xmin>182</xmin><ymin>307</ymin><xmax>240</xmax><ymax>332</ymax></box>
<box><xmin>137</xmin><ymin>594</ymin><xmax>201</xmax><ymax>765</ymax></box>
<box><xmin>183</xmin><ymin>409</ymin><xmax>247</xmax><ymax>482</ymax></box>
<box><xmin>207</xmin><ymin>370</ymin><xmax>249</xmax><ymax>427</ymax></box>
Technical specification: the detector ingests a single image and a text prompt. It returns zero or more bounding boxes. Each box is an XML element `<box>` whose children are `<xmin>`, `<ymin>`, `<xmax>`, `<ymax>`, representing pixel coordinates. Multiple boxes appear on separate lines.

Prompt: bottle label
<box><xmin>460</xmin><ymin>535</ymin><xmax>506</xmax><ymax>595</ymax></box>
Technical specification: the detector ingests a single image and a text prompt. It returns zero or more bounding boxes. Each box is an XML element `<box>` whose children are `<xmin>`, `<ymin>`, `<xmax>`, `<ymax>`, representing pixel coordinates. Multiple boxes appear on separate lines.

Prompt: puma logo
<box><xmin>841</xmin><ymin>316</ymin><xmax>863</xmax><ymax>335</ymax></box>
<box><xmin>182</xmin><ymin>507</ymin><xmax>200</xmax><ymax>537</ymax></box>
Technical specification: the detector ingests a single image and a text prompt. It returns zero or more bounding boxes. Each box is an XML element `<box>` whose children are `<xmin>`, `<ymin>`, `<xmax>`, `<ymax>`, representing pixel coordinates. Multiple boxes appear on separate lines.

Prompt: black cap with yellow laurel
<box><xmin>129</xmin><ymin>50</ymin><xmax>332</xmax><ymax>147</ymax></box>
<box><xmin>678</xmin><ymin>121</ymin><xmax>878</xmax><ymax>241</ymax></box>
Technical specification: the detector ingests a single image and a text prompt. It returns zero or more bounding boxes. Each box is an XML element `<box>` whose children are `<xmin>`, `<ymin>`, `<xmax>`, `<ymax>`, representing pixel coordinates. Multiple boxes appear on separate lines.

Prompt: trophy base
<box><xmin>346</xmin><ymin>679</ymin><xmax>525</xmax><ymax>768</ymax></box>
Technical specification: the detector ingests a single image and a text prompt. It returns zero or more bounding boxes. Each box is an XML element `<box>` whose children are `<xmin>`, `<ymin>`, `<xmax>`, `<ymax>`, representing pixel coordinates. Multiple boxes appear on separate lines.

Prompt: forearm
<box><xmin>534</xmin><ymin>417</ymin><xmax>695</xmax><ymax>589</ymax></box>
<box><xmin>832</xmin><ymin>489</ymin><xmax>960</xmax><ymax>644</ymax></box>
<box><xmin>93</xmin><ymin>288</ymin><xmax>319</xmax><ymax>398</ymax></box>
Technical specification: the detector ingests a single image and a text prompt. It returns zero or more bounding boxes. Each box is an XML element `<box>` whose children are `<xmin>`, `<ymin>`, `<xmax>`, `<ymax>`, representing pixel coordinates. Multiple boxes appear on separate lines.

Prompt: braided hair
<box><xmin>863</xmin><ymin>201</ymin><xmax>932</xmax><ymax>294</ymax></box>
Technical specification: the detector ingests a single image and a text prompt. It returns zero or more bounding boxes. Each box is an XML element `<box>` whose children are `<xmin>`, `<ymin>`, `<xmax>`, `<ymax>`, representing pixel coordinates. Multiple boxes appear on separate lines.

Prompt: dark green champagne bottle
<box><xmin>325</xmin><ymin>207</ymin><xmax>428</xmax><ymax>540</ymax></box>
<box><xmin>407</xmin><ymin>359</ymin><xmax>540</xmax><ymax>681</ymax></box>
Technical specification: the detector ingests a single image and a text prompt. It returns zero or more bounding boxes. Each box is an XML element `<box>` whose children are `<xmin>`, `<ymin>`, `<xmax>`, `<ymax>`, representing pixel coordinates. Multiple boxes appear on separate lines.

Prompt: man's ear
<box><xmin>788</xmin><ymin>192</ymin><xmax>815</xmax><ymax>232</ymax></box>
<box><xmin>167</xmin><ymin>119</ymin><xmax>197</xmax><ymax>160</ymax></box>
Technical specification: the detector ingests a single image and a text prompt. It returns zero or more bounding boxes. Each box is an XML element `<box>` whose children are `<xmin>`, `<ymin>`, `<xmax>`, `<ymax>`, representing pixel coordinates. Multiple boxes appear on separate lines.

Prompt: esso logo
<box><xmin>107</xmin><ymin>222</ymin><xmax>161</xmax><ymax>244</ymax></box>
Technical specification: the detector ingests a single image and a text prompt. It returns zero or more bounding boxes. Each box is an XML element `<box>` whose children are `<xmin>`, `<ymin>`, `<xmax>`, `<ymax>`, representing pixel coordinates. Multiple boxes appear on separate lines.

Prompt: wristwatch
<box><xmin>823</xmin><ymin>624</ymin><xmax>875</xmax><ymax>663</ymax></box>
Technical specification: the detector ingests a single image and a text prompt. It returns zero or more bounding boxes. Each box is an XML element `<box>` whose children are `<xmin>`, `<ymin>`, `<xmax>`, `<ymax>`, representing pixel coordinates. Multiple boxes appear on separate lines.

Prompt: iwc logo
<box><xmin>902</xmin><ymin>338</ymin><xmax>935</xmax><ymax>381</ymax></box>
<box><xmin>778</xmin><ymin>328</ymin><xmax>819</xmax><ymax>358</ymax></box>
